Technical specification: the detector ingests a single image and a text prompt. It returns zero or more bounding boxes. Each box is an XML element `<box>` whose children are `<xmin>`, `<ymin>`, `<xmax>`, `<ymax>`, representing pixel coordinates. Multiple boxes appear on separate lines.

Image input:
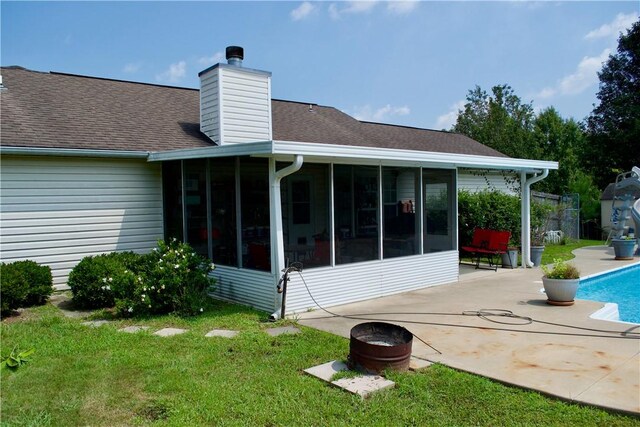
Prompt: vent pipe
<box><xmin>226</xmin><ymin>46</ymin><xmax>244</xmax><ymax>67</ymax></box>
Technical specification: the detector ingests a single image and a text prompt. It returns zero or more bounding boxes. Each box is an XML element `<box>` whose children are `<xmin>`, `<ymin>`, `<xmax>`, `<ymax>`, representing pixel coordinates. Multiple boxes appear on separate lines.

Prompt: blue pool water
<box><xmin>577</xmin><ymin>264</ymin><xmax>640</xmax><ymax>324</ymax></box>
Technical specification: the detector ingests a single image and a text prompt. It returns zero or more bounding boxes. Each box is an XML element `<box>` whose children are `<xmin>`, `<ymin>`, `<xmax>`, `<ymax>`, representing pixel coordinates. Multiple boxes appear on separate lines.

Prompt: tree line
<box><xmin>450</xmin><ymin>19</ymin><xmax>639</xmax><ymax>223</ymax></box>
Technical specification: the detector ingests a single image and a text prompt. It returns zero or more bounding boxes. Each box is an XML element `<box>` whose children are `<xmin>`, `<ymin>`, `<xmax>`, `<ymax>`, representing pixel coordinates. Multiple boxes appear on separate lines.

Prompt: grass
<box><xmin>461</xmin><ymin>239</ymin><xmax>605</xmax><ymax>268</ymax></box>
<box><xmin>540</xmin><ymin>239</ymin><xmax>605</xmax><ymax>265</ymax></box>
<box><xmin>2</xmin><ymin>296</ymin><xmax>638</xmax><ymax>426</ymax></box>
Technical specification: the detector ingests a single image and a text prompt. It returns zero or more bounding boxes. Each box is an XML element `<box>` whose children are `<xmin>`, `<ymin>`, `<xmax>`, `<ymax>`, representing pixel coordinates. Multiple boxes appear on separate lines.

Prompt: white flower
<box><xmin>106</xmin><ymin>285</ymin><xmax>111</xmax><ymax>291</ymax></box>
<box><xmin>210</xmin><ymin>263</ymin><xmax>216</xmax><ymax>270</ymax></box>
<box><xmin>108</xmin><ymin>277</ymin><xmax>113</xmax><ymax>282</ymax></box>
<box><xmin>148</xmin><ymin>304</ymin><xmax>151</xmax><ymax>308</ymax></box>
<box><xmin>124</xmin><ymin>270</ymin><xmax>129</xmax><ymax>274</ymax></box>
<box><xmin>143</xmin><ymin>287</ymin><xmax>147</xmax><ymax>291</ymax></box>
<box><xmin>174</xmin><ymin>264</ymin><xmax>179</xmax><ymax>269</ymax></box>
<box><xmin>161</xmin><ymin>284</ymin><xmax>165</xmax><ymax>290</ymax></box>
<box><xmin>199</xmin><ymin>307</ymin><xmax>203</xmax><ymax>312</ymax></box>
<box><xmin>141</xmin><ymin>294</ymin><xmax>146</xmax><ymax>299</ymax></box>
<box><xmin>159</xmin><ymin>266</ymin><xmax>163</xmax><ymax>270</ymax></box>
<box><xmin>192</xmin><ymin>252</ymin><xmax>196</xmax><ymax>256</ymax></box>
<box><xmin>137</xmin><ymin>276</ymin><xmax>143</xmax><ymax>282</ymax></box>
<box><xmin>127</xmin><ymin>307</ymin><xmax>133</xmax><ymax>313</ymax></box>
<box><xmin>150</xmin><ymin>286</ymin><xmax>155</xmax><ymax>290</ymax></box>
<box><xmin>100</xmin><ymin>285</ymin><xmax>106</xmax><ymax>290</ymax></box>
<box><xmin>102</xmin><ymin>278</ymin><xmax>107</xmax><ymax>283</ymax></box>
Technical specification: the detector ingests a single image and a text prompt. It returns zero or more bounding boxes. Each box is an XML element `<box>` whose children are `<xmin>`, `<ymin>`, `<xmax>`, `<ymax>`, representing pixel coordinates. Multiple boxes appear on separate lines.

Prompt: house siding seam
<box><xmin>283</xmin><ymin>251</ymin><xmax>459</xmax><ymax>313</ymax></box>
<box><xmin>0</xmin><ymin>155</ymin><xmax>164</xmax><ymax>288</ymax></box>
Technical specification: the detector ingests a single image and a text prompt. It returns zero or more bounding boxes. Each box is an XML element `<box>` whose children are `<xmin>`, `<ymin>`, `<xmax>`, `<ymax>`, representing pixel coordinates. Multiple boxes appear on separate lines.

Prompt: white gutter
<box><xmin>0</xmin><ymin>146</ymin><xmax>149</xmax><ymax>159</ymax></box>
<box><xmin>521</xmin><ymin>169</ymin><xmax>549</xmax><ymax>268</ymax></box>
<box><xmin>269</xmin><ymin>154</ymin><xmax>304</xmax><ymax>320</ymax></box>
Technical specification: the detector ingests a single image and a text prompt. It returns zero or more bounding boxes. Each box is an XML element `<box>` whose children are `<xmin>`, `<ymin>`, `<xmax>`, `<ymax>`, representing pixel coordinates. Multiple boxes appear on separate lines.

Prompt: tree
<box><xmin>533</xmin><ymin>107</ymin><xmax>585</xmax><ymax>195</ymax></box>
<box><xmin>453</xmin><ymin>84</ymin><xmax>537</xmax><ymax>159</ymax></box>
<box><xmin>586</xmin><ymin>19</ymin><xmax>640</xmax><ymax>189</ymax></box>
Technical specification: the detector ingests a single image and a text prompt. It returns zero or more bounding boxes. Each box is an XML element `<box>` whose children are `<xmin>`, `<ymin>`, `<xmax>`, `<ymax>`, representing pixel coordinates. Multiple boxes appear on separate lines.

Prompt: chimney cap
<box><xmin>226</xmin><ymin>46</ymin><xmax>244</xmax><ymax>61</ymax></box>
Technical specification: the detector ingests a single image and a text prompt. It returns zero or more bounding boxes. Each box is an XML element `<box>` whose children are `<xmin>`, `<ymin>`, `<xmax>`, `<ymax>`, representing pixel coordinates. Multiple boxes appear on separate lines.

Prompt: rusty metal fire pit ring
<box><xmin>348</xmin><ymin>322</ymin><xmax>413</xmax><ymax>374</ymax></box>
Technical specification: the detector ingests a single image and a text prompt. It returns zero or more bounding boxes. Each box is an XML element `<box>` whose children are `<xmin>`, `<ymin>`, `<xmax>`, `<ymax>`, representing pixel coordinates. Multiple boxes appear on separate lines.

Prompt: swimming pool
<box><xmin>577</xmin><ymin>263</ymin><xmax>640</xmax><ymax>324</ymax></box>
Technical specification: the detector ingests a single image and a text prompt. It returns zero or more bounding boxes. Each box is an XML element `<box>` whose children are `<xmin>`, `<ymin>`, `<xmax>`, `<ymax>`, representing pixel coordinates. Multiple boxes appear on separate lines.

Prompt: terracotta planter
<box><xmin>611</xmin><ymin>238</ymin><xmax>636</xmax><ymax>260</ymax></box>
<box><xmin>542</xmin><ymin>276</ymin><xmax>579</xmax><ymax>306</ymax></box>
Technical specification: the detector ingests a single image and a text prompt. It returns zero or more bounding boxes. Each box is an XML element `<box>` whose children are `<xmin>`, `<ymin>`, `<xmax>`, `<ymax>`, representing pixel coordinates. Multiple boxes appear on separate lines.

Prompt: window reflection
<box><xmin>281</xmin><ymin>163</ymin><xmax>330</xmax><ymax>268</ymax></box>
<box><xmin>240</xmin><ymin>158</ymin><xmax>270</xmax><ymax>271</ymax></box>
<box><xmin>210</xmin><ymin>158</ymin><xmax>237</xmax><ymax>267</ymax></box>
<box><xmin>423</xmin><ymin>169</ymin><xmax>455</xmax><ymax>252</ymax></box>
<box><xmin>383</xmin><ymin>167</ymin><xmax>420</xmax><ymax>258</ymax></box>
<box><xmin>334</xmin><ymin>165</ymin><xmax>379</xmax><ymax>264</ymax></box>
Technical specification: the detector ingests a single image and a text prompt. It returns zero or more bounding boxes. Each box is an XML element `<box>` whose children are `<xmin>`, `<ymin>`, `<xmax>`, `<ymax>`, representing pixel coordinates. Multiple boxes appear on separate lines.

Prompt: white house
<box><xmin>0</xmin><ymin>47</ymin><xmax>557</xmax><ymax>316</ymax></box>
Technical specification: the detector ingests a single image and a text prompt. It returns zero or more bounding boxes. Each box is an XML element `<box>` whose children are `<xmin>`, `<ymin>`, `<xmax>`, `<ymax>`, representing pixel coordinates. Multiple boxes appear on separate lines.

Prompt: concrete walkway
<box><xmin>298</xmin><ymin>246</ymin><xmax>640</xmax><ymax>415</ymax></box>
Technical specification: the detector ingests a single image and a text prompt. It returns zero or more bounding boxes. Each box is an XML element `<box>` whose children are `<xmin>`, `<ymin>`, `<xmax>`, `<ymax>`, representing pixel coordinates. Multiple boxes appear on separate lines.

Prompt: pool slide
<box><xmin>614</xmin><ymin>166</ymin><xmax>640</xmax><ymax>254</ymax></box>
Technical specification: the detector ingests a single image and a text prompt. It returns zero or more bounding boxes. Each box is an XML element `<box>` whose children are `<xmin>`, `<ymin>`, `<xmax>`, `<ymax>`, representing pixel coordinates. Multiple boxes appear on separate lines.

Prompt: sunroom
<box><xmin>149</xmin><ymin>140</ymin><xmax>556</xmax><ymax>317</ymax></box>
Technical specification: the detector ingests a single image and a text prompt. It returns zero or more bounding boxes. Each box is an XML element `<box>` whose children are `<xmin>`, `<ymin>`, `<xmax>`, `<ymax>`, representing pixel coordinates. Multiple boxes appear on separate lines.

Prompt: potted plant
<box><xmin>611</xmin><ymin>235</ymin><xmax>637</xmax><ymax>260</ymax></box>
<box><xmin>530</xmin><ymin>227</ymin><xmax>546</xmax><ymax>267</ymax></box>
<box><xmin>541</xmin><ymin>258</ymin><xmax>580</xmax><ymax>306</ymax></box>
<box><xmin>501</xmin><ymin>240</ymin><xmax>518</xmax><ymax>269</ymax></box>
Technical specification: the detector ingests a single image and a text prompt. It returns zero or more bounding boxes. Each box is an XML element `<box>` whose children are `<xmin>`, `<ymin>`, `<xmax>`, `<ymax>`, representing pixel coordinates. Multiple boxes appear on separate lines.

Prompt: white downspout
<box><xmin>269</xmin><ymin>155</ymin><xmax>303</xmax><ymax>319</ymax></box>
<box><xmin>521</xmin><ymin>169</ymin><xmax>549</xmax><ymax>268</ymax></box>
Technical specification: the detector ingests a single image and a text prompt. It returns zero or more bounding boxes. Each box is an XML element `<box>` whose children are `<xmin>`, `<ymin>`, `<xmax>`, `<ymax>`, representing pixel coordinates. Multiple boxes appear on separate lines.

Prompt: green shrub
<box><xmin>68</xmin><ymin>252</ymin><xmax>143</xmax><ymax>309</ymax></box>
<box><xmin>0</xmin><ymin>260</ymin><xmax>53</xmax><ymax>316</ymax></box>
<box><xmin>458</xmin><ymin>190</ymin><xmax>552</xmax><ymax>247</ymax></box>
<box><xmin>117</xmin><ymin>239</ymin><xmax>216</xmax><ymax>317</ymax></box>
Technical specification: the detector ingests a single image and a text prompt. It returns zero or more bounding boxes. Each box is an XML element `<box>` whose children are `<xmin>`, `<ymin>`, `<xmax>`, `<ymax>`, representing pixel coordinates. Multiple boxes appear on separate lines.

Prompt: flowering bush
<box><xmin>116</xmin><ymin>239</ymin><xmax>216</xmax><ymax>317</ymax></box>
<box><xmin>68</xmin><ymin>252</ymin><xmax>144</xmax><ymax>309</ymax></box>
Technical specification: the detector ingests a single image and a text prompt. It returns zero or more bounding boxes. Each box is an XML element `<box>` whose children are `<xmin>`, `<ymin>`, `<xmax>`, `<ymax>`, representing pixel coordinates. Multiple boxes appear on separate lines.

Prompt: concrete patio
<box><xmin>297</xmin><ymin>246</ymin><xmax>640</xmax><ymax>415</ymax></box>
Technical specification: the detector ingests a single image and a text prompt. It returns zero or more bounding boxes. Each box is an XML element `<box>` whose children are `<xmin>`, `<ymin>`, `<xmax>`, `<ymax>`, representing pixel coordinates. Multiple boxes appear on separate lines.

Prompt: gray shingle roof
<box><xmin>1</xmin><ymin>67</ymin><xmax>507</xmax><ymax>158</ymax></box>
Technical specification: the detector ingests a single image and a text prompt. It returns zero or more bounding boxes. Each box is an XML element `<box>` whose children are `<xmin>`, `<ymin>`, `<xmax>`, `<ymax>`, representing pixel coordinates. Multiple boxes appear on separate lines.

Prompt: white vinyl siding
<box><xmin>284</xmin><ymin>251</ymin><xmax>459</xmax><ymax>314</ymax></box>
<box><xmin>199</xmin><ymin>65</ymin><xmax>271</xmax><ymax>145</ymax></box>
<box><xmin>457</xmin><ymin>170</ymin><xmax>519</xmax><ymax>195</ymax></box>
<box><xmin>200</xmin><ymin>70</ymin><xmax>221</xmax><ymax>144</ymax></box>
<box><xmin>210</xmin><ymin>266</ymin><xmax>276</xmax><ymax>313</ymax></box>
<box><xmin>0</xmin><ymin>155</ymin><xmax>163</xmax><ymax>288</ymax></box>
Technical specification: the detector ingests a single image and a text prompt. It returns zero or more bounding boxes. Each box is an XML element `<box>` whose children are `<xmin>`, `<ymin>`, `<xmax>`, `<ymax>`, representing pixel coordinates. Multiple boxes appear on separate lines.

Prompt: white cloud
<box><xmin>434</xmin><ymin>100</ymin><xmax>465</xmax><ymax>130</ymax></box>
<box><xmin>156</xmin><ymin>61</ymin><xmax>186</xmax><ymax>83</ymax></box>
<box><xmin>584</xmin><ymin>12</ymin><xmax>638</xmax><ymax>40</ymax></box>
<box><xmin>329</xmin><ymin>1</ymin><xmax>378</xmax><ymax>20</ymax></box>
<box><xmin>387</xmin><ymin>1</ymin><xmax>419</xmax><ymax>15</ymax></box>
<box><xmin>533</xmin><ymin>48</ymin><xmax>611</xmax><ymax>101</ymax></box>
<box><xmin>123</xmin><ymin>62</ymin><xmax>141</xmax><ymax>74</ymax></box>
<box><xmin>291</xmin><ymin>2</ymin><xmax>316</xmax><ymax>21</ymax></box>
<box><xmin>352</xmin><ymin>103</ymin><xmax>410</xmax><ymax>122</ymax></box>
<box><xmin>198</xmin><ymin>52</ymin><xmax>225</xmax><ymax>66</ymax></box>
<box><xmin>558</xmin><ymin>49</ymin><xmax>610</xmax><ymax>95</ymax></box>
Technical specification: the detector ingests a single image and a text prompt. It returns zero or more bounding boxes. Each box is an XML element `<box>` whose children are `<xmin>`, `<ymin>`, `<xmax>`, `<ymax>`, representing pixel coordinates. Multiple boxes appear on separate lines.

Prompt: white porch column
<box><xmin>268</xmin><ymin>156</ymin><xmax>303</xmax><ymax>314</ymax></box>
<box><xmin>520</xmin><ymin>169</ymin><xmax>549</xmax><ymax>268</ymax></box>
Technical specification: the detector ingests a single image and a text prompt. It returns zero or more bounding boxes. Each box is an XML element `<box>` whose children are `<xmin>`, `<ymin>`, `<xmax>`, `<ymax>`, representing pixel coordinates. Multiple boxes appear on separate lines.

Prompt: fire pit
<box><xmin>349</xmin><ymin>322</ymin><xmax>413</xmax><ymax>374</ymax></box>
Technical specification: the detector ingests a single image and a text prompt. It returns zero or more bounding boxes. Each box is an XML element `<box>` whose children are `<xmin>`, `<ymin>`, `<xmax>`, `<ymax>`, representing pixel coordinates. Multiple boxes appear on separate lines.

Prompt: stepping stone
<box><xmin>119</xmin><ymin>326</ymin><xmax>150</xmax><ymax>333</ymax></box>
<box><xmin>154</xmin><ymin>327</ymin><xmax>187</xmax><ymax>337</ymax></box>
<box><xmin>304</xmin><ymin>360</ymin><xmax>395</xmax><ymax>398</ymax></box>
<box><xmin>205</xmin><ymin>329</ymin><xmax>239</xmax><ymax>338</ymax></box>
<box><xmin>266</xmin><ymin>326</ymin><xmax>300</xmax><ymax>336</ymax></box>
<box><xmin>332</xmin><ymin>375</ymin><xmax>395</xmax><ymax>398</ymax></box>
<box><xmin>409</xmin><ymin>357</ymin><xmax>433</xmax><ymax>371</ymax></box>
<box><xmin>81</xmin><ymin>320</ymin><xmax>110</xmax><ymax>328</ymax></box>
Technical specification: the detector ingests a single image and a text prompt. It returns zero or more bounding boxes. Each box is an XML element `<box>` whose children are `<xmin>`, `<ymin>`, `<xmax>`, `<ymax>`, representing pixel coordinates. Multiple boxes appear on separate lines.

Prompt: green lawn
<box><xmin>1</xmin><ymin>296</ymin><xmax>637</xmax><ymax>426</ymax></box>
<box><xmin>540</xmin><ymin>239</ymin><xmax>605</xmax><ymax>264</ymax></box>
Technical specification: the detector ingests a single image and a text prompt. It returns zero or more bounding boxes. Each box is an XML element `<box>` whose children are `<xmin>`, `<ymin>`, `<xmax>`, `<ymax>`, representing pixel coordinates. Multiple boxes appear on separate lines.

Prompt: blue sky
<box><xmin>2</xmin><ymin>1</ymin><xmax>638</xmax><ymax>130</ymax></box>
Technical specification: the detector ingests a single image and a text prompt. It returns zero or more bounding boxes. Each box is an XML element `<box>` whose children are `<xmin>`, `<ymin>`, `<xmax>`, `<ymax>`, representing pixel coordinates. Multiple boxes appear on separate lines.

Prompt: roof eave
<box><xmin>0</xmin><ymin>146</ymin><xmax>149</xmax><ymax>159</ymax></box>
<box><xmin>146</xmin><ymin>139</ymin><xmax>558</xmax><ymax>172</ymax></box>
